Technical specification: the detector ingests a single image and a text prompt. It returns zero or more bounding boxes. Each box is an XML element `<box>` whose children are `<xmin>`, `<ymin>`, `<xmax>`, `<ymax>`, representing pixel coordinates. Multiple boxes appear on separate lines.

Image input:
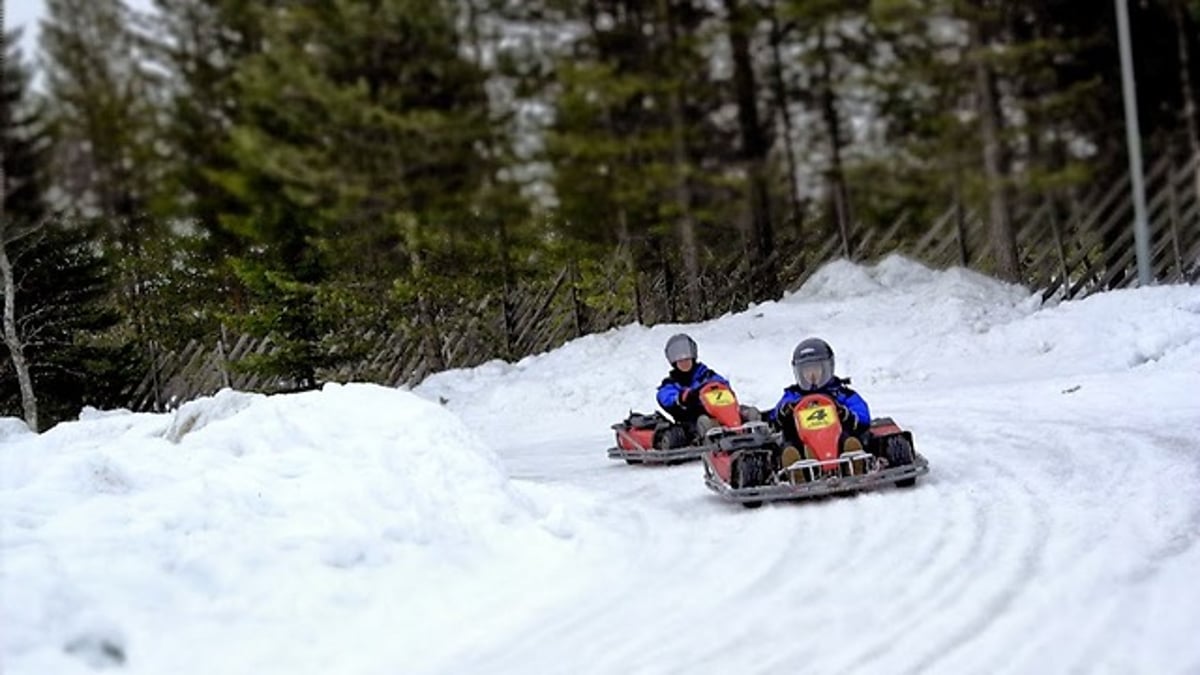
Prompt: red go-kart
<box><xmin>701</xmin><ymin>392</ymin><xmax>929</xmax><ymax>508</ymax></box>
<box><xmin>607</xmin><ymin>382</ymin><xmax>773</xmax><ymax>465</ymax></box>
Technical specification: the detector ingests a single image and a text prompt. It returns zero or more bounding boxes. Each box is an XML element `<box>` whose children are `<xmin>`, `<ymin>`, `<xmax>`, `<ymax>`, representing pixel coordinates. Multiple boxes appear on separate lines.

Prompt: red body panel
<box><xmin>708</xmin><ymin>451</ymin><xmax>736</xmax><ymax>483</ymax></box>
<box><xmin>793</xmin><ymin>393</ymin><xmax>845</xmax><ymax>472</ymax></box>
<box><xmin>869</xmin><ymin>421</ymin><xmax>902</xmax><ymax>437</ymax></box>
<box><xmin>697</xmin><ymin>383</ymin><xmax>747</xmax><ymax>482</ymax></box>
<box><xmin>617</xmin><ymin>427</ymin><xmax>656</xmax><ymax>452</ymax></box>
<box><xmin>699</xmin><ymin>382</ymin><xmax>743</xmax><ymax>428</ymax></box>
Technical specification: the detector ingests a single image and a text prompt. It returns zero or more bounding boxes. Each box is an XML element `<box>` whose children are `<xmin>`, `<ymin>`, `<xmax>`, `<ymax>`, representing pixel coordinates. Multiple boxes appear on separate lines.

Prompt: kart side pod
<box><xmin>614</xmin><ymin>413</ymin><xmax>660</xmax><ymax>452</ymax></box>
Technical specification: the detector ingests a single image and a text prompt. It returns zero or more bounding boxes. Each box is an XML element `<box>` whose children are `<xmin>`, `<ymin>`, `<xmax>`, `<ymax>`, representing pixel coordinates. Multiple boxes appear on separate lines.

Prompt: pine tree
<box><xmin>722</xmin><ymin>0</ymin><xmax>778</xmax><ymax>292</ymax></box>
<box><xmin>1</xmin><ymin>35</ymin><xmax>137</xmax><ymax>430</ymax></box>
<box><xmin>214</xmin><ymin>0</ymin><xmax>502</xmax><ymax>386</ymax></box>
<box><xmin>771</xmin><ymin>0</ymin><xmax>876</xmax><ymax>259</ymax></box>
<box><xmin>0</xmin><ymin>222</ymin><xmax>139</xmax><ymax>429</ymax></box>
<box><xmin>40</xmin><ymin>0</ymin><xmax>178</xmax><ymax>362</ymax></box>
<box><xmin>41</xmin><ymin>0</ymin><xmax>163</xmax><ymax>224</ymax></box>
<box><xmin>147</xmin><ymin>0</ymin><xmax>273</xmax><ymax>257</ymax></box>
<box><xmin>862</xmin><ymin>0</ymin><xmax>1136</xmax><ymax>274</ymax></box>
<box><xmin>543</xmin><ymin>0</ymin><xmax>741</xmax><ymax>321</ymax></box>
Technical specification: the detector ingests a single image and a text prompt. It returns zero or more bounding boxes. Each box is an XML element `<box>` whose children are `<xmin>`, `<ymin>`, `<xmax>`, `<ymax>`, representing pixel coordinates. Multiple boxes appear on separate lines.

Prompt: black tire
<box><xmin>625</xmin><ymin>459</ymin><xmax>644</xmax><ymax>465</ymax></box>
<box><xmin>884</xmin><ymin>436</ymin><xmax>914</xmax><ymax>466</ymax></box>
<box><xmin>654</xmin><ymin>425</ymin><xmax>690</xmax><ymax>450</ymax></box>
<box><xmin>734</xmin><ymin>454</ymin><xmax>769</xmax><ymax>508</ymax></box>
<box><xmin>883</xmin><ymin>436</ymin><xmax>917</xmax><ymax>488</ymax></box>
<box><xmin>732</xmin><ymin>452</ymin><xmax>770</xmax><ymax>489</ymax></box>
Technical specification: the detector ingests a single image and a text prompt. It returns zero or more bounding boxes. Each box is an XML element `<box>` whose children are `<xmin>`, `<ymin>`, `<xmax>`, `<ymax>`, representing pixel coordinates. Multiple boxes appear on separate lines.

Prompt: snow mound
<box><xmin>2</xmin><ymin>383</ymin><xmax>585</xmax><ymax>674</ymax></box>
<box><xmin>872</xmin><ymin>253</ymin><xmax>941</xmax><ymax>287</ymax></box>
<box><xmin>794</xmin><ymin>255</ymin><xmax>1028</xmax><ymax>304</ymax></box>
<box><xmin>0</xmin><ymin>416</ymin><xmax>32</xmax><ymax>441</ymax></box>
<box><xmin>158</xmin><ymin>383</ymin><xmax>538</xmax><ymax>543</ymax></box>
<box><xmin>164</xmin><ymin>388</ymin><xmax>262</xmax><ymax>443</ymax></box>
<box><xmin>416</xmin><ymin>255</ymin><xmax>1045</xmax><ymax>432</ymax></box>
<box><xmin>4</xmin><ymin>383</ymin><xmax>544</xmax><ymax>549</ymax></box>
<box><xmin>792</xmin><ymin>258</ymin><xmax>886</xmax><ymax>300</ymax></box>
<box><xmin>958</xmin><ymin>284</ymin><xmax>1200</xmax><ymax>375</ymax></box>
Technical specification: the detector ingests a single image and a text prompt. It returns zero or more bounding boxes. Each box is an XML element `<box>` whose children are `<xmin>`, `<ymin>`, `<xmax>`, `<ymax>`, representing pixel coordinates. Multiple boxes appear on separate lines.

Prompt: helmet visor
<box><xmin>794</xmin><ymin>358</ymin><xmax>833</xmax><ymax>390</ymax></box>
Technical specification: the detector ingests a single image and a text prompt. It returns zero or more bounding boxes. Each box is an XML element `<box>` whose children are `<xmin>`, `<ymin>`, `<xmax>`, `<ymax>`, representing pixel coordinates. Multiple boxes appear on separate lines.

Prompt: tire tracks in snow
<box><xmin>896</xmin><ymin>430</ymin><xmax>1052</xmax><ymax>675</ymax></box>
<box><xmin>437</xmin><ymin>394</ymin><xmax>1200</xmax><ymax>675</ymax></box>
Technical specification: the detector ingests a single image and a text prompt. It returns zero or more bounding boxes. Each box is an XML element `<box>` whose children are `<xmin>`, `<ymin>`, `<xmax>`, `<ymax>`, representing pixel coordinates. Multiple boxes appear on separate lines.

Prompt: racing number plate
<box><xmin>703</xmin><ymin>389</ymin><xmax>736</xmax><ymax>406</ymax></box>
<box><xmin>799</xmin><ymin>404</ymin><xmax>836</xmax><ymax>430</ymax></box>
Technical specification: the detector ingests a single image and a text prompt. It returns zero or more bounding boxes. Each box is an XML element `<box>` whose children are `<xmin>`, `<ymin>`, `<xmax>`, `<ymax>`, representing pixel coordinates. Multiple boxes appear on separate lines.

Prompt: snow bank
<box><xmin>0</xmin><ymin>383</ymin><xmax>581</xmax><ymax>674</ymax></box>
<box><xmin>418</xmin><ymin>256</ymin><xmax>1200</xmax><ymax>430</ymax></box>
<box><xmin>416</xmin><ymin>256</ymin><xmax>1038</xmax><ymax>430</ymax></box>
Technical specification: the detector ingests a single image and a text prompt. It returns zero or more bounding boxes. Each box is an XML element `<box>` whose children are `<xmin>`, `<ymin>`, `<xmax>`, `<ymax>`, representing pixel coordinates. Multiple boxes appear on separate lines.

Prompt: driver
<box><xmin>771</xmin><ymin>337</ymin><xmax>871</xmax><ymax>468</ymax></box>
<box><xmin>656</xmin><ymin>333</ymin><xmax>759</xmax><ymax>443</ymax></box>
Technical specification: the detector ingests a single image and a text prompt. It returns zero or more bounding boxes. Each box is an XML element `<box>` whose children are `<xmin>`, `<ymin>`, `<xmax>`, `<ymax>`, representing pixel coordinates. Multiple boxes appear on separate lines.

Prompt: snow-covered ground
<box><xmin>3</xmin><ymin>255</ymin><xmax>1199</xmax><ymax>674</ymax></box>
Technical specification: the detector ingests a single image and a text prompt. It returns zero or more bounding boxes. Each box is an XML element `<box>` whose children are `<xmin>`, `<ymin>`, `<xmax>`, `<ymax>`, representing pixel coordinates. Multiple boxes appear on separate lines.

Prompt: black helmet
<box><xmin>664</xmin><ymin>333</ymin><xmax>698</xmax><ymax>364</ymax></box>
<box><xmin>792</xmin><ymin>337</ymin><xmax>834</xmax><ymax>391</ymax></box>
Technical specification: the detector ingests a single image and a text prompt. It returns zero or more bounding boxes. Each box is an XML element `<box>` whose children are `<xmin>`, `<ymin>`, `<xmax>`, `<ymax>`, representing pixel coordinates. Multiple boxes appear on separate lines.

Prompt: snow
<box><xmin>3</xmin><ymin>255</ymin><xmax>1200</xmax><ymax>674</ymax></box>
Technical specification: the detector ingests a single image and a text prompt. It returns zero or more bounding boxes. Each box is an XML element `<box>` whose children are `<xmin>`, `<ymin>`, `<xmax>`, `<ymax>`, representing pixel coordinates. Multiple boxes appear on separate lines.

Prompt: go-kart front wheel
<box><xmin>882</xmin><ymin>436</ymin><xmax>917</xmax><ymax>487</ymax></box>
<box><xmin>732</xmin><ymin>452</ymin><xmax>771</xmax><ymax>508</ymax></box>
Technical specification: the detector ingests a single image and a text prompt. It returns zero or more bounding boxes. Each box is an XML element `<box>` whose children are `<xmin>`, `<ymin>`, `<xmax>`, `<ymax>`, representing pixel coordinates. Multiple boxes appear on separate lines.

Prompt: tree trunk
<box><xmin>659</xmin><ymin>0</ymin><xmax>701</xmax><ymax>320</ymax></box>
<box><xmin>970</xmin><ymin>14</ymin><xmax>1020</xmax><ymax>282</ymax></box>
<box><xmin>0</xmin><ymin>231</ymin><xmax>39</xmax><ymax>432</ymax></box>
<box><xmin>815</xmin><ymin>25</ymin><xmax>853</xmax><ymax>260</ymax></box>
<box><xmin>767</xmin><ymin>7</ymin><xmax>804</xmax><ymax>233</ymax></box>
<box><xmin>1170</xmin><ymin>0</ymin><xmax>1200</xmax><ymax>201</ymax></box>
<box><xmin>723</xmin><ymin>0</ymin><xmax>778</xmax><ymax>298</ymax></box>
<box><xmin>616</xmin><ymin>205</ymin><xmax>643</xmax><ymax>325</ymax></box>
<box><xmin>953</xmin><ymin>172</ymin><xmax>970</xmax><ymax>267</ymax></box>
<box><xmin>403</xmin><ymin>218</ymin><xmax>444</xmax><ymax>373</ymax></box>
<box><xmin>496</xmin><ymin>214</ymin><xmax>517</xmax><ymax>357</ymax></box>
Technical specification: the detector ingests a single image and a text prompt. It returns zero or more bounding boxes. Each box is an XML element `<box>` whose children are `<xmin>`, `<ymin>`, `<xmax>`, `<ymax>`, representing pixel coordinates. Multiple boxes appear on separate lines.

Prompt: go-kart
<box><xmin>607</xmin><ymin>382</ymin><xmax>772</xmax><ymax>465</ymax></box>
<box><xmin>701</xmin><ymin>392</ymin><xmax>930</xmax><ymax>507</ymax></box>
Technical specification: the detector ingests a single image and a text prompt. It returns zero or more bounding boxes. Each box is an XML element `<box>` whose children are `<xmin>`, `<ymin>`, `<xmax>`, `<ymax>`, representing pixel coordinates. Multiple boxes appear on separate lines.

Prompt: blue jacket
<box><xmin>657</xmin><ymin>362</ymin><xmax>729</xmax><ymax>423</ymax></box>
<box><xmin>770</xmin><ymin>378</ymin><xmax>870</xmax><ymax>442</ymax></box>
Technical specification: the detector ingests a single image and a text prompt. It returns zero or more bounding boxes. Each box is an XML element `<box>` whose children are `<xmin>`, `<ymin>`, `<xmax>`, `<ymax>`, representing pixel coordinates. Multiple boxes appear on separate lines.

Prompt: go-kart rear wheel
<box><xmin>625</xmin><ymin>458</ymin><xmax>644</xmax><ymax>465</ymax></box>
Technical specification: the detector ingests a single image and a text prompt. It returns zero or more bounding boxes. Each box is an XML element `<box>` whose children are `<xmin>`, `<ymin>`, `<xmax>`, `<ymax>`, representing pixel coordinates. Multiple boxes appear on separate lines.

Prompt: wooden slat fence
<box><xmin>126</xmin><ymin>152</ymin><xmax>1200</xmax><ymax>411</ymax></box>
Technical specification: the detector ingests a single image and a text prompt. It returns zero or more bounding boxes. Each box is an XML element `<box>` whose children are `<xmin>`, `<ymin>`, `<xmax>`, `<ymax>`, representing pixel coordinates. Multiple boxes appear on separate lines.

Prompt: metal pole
<box><xmin>1115</xmin><ymin>0</ymin><xmax>1154</xmax><ymax>286</ymax></box>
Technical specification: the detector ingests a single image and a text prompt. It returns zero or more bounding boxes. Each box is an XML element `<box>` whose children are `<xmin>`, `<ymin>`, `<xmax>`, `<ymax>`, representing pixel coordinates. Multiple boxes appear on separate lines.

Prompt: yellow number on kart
<box><xmin>703</xmin><ymin>389</ymin><xmax>735</xmax><ymax>406</ymax></box>
<box><xmin>799</xmin><ymin>404</ymin><xmax>836</xmax><ymax>430</ymax></box>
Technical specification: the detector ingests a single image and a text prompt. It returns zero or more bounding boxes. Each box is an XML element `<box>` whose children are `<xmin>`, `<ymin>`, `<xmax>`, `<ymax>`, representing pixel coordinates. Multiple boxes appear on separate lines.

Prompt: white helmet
<box><xmin>664</xmin><ymin>333</ymin><xmax>698</xmax><ymax>364</ymax></box>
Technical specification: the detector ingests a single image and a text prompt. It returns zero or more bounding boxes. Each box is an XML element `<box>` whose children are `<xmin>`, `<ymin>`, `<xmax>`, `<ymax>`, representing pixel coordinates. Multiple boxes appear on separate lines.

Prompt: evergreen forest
<box><xmin>4</xmin><ymin>0</ymin><xmax>1200</xmax><ymax>430</ymax></box>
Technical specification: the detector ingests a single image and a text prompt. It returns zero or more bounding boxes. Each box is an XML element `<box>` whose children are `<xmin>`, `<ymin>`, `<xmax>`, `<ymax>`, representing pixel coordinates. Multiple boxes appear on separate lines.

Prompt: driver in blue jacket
<box><xmin>657</xmin><ymin>333</ymin><xmax>759</xmax><ymax>444</ymax></box>
<box><xmin>772</xmin><ymin>337</ymin><xmax>871</xmax><ymax>467</ymax></box>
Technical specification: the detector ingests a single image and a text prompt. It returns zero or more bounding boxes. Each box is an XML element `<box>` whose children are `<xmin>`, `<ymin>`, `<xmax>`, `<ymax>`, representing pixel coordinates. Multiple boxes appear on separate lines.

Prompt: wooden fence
<box><xmin>907</xmin><ymin>152</ymin><xmax>1200</xmax><ymax>296</ymax></box>
<box><xmin>125</xmin><ymin>153</ymin><xmax>1200</xmax><ymax>411</ymax></box>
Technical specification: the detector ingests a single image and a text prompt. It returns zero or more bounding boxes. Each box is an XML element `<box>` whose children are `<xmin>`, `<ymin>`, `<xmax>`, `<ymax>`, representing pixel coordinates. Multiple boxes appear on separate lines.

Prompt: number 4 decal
<box><xmin>800</xmin><ymin>404</ymin><xmax>836</xmax><ymax>430</ymax></box>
